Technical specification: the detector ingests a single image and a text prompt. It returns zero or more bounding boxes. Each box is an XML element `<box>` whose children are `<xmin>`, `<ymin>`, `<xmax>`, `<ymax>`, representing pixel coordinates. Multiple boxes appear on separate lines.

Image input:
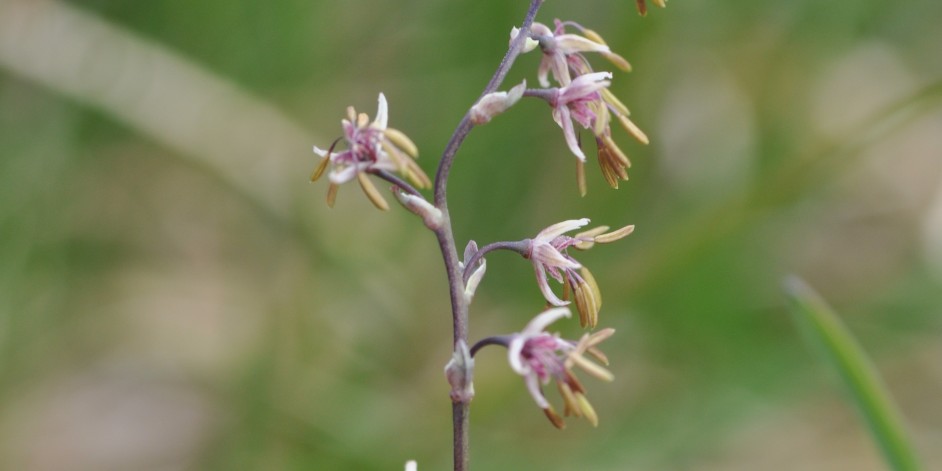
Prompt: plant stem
<box><xmin>430</xmin><ymin>2</ymin><xmax>544</xmax><ymax>470</ymax></box>
<box><xmin>369</xmin><ymin>169</ymin><xmax>423</xmax><ymax>198</ymax></box>
<box><xmin>462</xmin><ymin>240</ymin><xmax>531</xmax><ymax>284</ymax></box>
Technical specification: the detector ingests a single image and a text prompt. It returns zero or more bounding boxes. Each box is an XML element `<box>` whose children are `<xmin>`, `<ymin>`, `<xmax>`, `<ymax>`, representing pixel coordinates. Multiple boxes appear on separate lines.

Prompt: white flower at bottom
<box><xmin>507</xmin><ymin>307</ymin><xmax>615</xmax><ymax>428</ymax></box>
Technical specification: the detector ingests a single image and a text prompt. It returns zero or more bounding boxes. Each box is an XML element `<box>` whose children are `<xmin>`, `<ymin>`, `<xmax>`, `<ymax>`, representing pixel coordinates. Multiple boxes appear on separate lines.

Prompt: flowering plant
<box><xmin>311</xmin><ymin>1</ymin><xmax>664</xmax><ymax>469</ymax></box>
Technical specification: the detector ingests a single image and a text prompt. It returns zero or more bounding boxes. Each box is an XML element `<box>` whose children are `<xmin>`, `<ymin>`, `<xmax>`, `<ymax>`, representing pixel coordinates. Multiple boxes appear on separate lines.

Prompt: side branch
<box><xmin>462</xmin><ymin>240</ymin><xmax>531</xmax><ymax>284</ymax></box>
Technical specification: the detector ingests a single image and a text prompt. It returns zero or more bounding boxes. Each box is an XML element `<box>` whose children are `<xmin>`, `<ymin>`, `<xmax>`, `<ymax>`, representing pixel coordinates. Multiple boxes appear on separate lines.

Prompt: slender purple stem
<box><xmin>469</xmin><ymin>335</ymin><xmax>513</xmax><ymax>357</ymax></box>
<box><xmin>522</xmin><ymin>88</ymin><xmax>558</xmax><ymax>105</ymax></box>
<box><xmin>368</xmin><ymin>169</ymin><xmax>423</xmax><ymax>198</ymax></box>
<box><xmin>429</xmin><ymin>1</ymin><xmax>545</xmax><ymax>470</ymax></box>
<box><xmin>461</xmin><ymin>240</ymin><xmax>531</xmax><ymax>285</ymax></box>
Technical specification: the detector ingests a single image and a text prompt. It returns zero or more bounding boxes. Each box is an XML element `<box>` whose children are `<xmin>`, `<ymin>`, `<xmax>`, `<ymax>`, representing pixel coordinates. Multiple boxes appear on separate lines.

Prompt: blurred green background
<box><xmin>1</xmin><ymin>0</ymin><xmax>941</xmax><ymax>469</ymax></box>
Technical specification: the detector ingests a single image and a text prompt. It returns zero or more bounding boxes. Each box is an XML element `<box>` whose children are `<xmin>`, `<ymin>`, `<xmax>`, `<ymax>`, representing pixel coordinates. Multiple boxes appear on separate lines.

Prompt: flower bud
<box><xmin>444</xmin><ymin>340</ymin><xmax>475</xmax><ymax>404</ymax></box>
<box><xmin>394</xmin><ymin>191</ymin><xmax>442</xmax><ymax>230</ymax></box>
<box><xmin>469</xmin><ymin>80</ymin><xmax>526</xmax><ymax>125</ymax></box>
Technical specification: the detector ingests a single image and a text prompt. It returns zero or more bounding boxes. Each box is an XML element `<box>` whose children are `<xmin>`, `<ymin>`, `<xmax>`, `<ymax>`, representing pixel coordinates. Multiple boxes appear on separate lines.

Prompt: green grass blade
<box><xmin>784</xmin><ymin>276</ymin><xmax>923</xmax><ymax>471</ymax></box>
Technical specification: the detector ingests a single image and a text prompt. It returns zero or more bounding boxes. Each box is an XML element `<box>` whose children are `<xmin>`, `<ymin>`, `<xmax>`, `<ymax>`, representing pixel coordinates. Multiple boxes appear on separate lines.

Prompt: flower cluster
<box><xmin>511</xmin><ymin>19</ymin><xmax>649</xmax><ymax>194</ymax></box>
<box><xmin>311</xmin><ymin>93</ymin><xmax>430</xmax><ymax>209</ymax></box>
<box><xmin>311</xmin><ymin>0</ymin><xmax>659</xmax><ymax>458</ymax></box>
<box><xmin>527</xmin><ymin>218</ymin><xmax>634</xmax><ymax>328</ymax></box>
<box><xmin>506</xmin><ymin>307</ymin><xmax>615</xmax><ymax>428</ymax></box>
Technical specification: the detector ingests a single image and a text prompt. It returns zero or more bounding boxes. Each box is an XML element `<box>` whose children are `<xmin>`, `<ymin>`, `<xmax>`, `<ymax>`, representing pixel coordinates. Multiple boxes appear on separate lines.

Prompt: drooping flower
<box><xmin>550</xmin><ymin>72</ymin><xmax>650</xmax><ymax>194</ymax></box>
<box><xmin>552</xmin><ymin>72</ymin><xmax>613</xmax><ymax>162</ymax></box>
<box><xmin>506</xmin><ymin>307</ymin><xmax>615</xmax><ymax>428</ymax></box>
<box><xmin>311</xmin><ymin>93</ymin><xmax>430</xmax><ymax>209</ymax></box>
<box><xmin>527</xmin><ymin>219</ymin><xmax>635</xmax><ymax>327</ymax></box>
<box><xmin>516</xmin><ymin>20</ymin><xmax>631</xmax><ymax>88</ymax></box>
<box><xmin>513</xmin><ymin>20</ymin><xmax>648</xmax><ymax>193</ymax></box>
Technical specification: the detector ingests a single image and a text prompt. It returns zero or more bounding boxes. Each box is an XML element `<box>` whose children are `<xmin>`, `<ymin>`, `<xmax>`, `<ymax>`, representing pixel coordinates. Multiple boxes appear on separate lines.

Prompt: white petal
<box><xmin>507</xmin><ymin>336</ymin><xmax>528</xmax><ymax>375</ymax></box>
<box><xmin>537</xmin><ymin>57</ymin><xmax>552</xmax><ymax>88</ymax></box>
<box><xmin>373</xmin><ymin>93</ymin><xmax>388</xmax><ymax>129</ymax></box>
<box><xmin>463</xmin><ymin>259</ymin><xmax>486</xmax><ymax>303</ymax></box>
<box><xmin>535</xmin><ymin>218</ymin><xmax>591</xmax><ymax>241</ymax></box>
<box><xmin>534</xmin><ymin>264</ymin><xmax>569</xmax><ymax>307</ymax></box>
<box><xmin>533</xmin><ymin>244</ymin><xmax>582</xmax><ymax>270</ymax></box>
<box><xmin>405</xmin><ymin>461</ymin><xmax>417</xmax><ymax>471</ymax></box>
<box><xmin>550</xmin><ymin>54</ymin><xmax>571</xmax><ymax>86</ymax></box>
<box><xmin>559</xmin><ymin>72</ymin><xmax>612</xmax><ymax>104</ymax></box>
<box><xmin>556</xmin><ymin>34</ymin><xmax>610</xmax><ymax>54</ymax></box>
<box><xmin>523</xmin><ymin>307</ymin><xmax>572</xmax><ymax>335</ymax></box>
<box><xmin>524</xmin><ymin>372</ymin><xmax>550</xmax><ymax>409</ymax></box>
<box><xmin>556</xmin><ymin>106</ymin><xmax>586</xmax><ymax>161</ymax></box>
<box><xmin>328</xmin><ymin>165</ymin><xmax>360</xmax><ymax>184</ymax></box>
<box><xmin>313</xmin><ymin>145</ymin><xmax>328</xmax><ymax>157</ymax></box>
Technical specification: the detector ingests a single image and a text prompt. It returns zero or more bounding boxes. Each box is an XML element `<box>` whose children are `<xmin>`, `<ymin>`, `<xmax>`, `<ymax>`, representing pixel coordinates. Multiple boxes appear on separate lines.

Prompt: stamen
<box><xmin>595</xmin><ymin>225</ymin><xmax>635</xmax><ymax>243</ymax></box>
<box><xmin>357</xmin><ymin>173</ymin><xmax>390</xmax><ymax>211</ymax></box>
<box><xmin>326</xmin><ymin>183</ymin><xmax>340</xmax><ymax>208</ymax></box>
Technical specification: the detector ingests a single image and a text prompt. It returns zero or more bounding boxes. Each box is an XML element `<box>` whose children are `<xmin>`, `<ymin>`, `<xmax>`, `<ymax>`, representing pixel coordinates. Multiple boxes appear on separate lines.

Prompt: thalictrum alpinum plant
<box><xmin>310</xmin><ymin>1</ymin><xmax>666</xmax><ymax>469</ymax></box>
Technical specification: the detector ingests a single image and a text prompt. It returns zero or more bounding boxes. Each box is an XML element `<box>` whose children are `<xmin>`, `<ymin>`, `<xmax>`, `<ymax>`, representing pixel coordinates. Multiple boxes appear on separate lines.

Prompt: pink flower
<box><xmin>550</xmin><ymin>72</ymin><xmax>650</xmax><ymax>194</ymax></box>
<box><xmin>311</xmin><ymin>93</ymin><xmax>429</xmax><ymax>208</ymax></box>
<box><xmin>522</xmin><ymin>20</ymin><xmax>631</xmax><ymax>88</ymax></box>
<box><xmin>507</xmin><ymin>307</ymin><xmax>615</xmax><ymax>428</ymax></box>
<box><xmin>527</xmin><ymin>219</ymin><xmax>634</xmax><ymax>327</ymax></box>
<box><xmin>515</xmin><ymin>20</ymin><xmax>649</xmax><ymax>193</ymax></box>
<box><xmin>552</xmin><ymin>72</ymin><xmax>613</xmax><ymax>162</ymax></box>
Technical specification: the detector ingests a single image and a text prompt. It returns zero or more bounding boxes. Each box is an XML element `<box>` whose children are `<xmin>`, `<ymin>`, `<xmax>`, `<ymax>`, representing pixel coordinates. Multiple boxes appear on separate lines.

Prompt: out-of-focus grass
<box><xmin>786</xmin><ymin>277</ymin><xmax>923</xmax><ymax>471</ymax></box>
<box><xmin>1</xmin><ymin>0</ymin><xmax>941</xmax><ymax>470</ymax></box>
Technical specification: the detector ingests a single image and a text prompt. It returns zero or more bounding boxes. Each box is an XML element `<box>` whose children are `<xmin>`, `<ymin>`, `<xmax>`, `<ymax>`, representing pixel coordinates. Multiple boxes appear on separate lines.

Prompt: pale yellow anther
<box><xmin>404</xmin><ymin>158</ymin><xmax>431</xmax><ymax>188</ymax></box>
<box><xmin>617</xmin><ymin>115</ymin><xmax>649</xmax><ymax>145</ymax></box>
<box><xmin>346</xmin><ymin>106</ymin><xmax>357</xmax><ymax>123</ymax></box>
<box><xmin>581</xmin><ymin>267</ymin><xmax>602</xmax><ymax>311</ymax></box>
<box><xmin>601</xmin><ymin>89</ymin><xmax>631</xmax><ymax>117</ymax></box>
<box><xmin>594</xmin><ymin>225</ymin><xmax>635</xmax><ymax>243</ymax></box>
<box><xmin>593</xmin><ymin>102</ymin><xmax>610</xmax><ymax>136</ymax></box>
<box><xmin>574</xmin><ymin>284</ymin><xmax>591</xmax><ymax>328</ymax></box>
<box><xmin>598</xmin><ymin>151</ymin><xmax>619</xmax><ymax>188</ymax></box>
<box><xmin>357</xmin><ymin>173</ymin><xmax>390</xmax><ymax>211</ymax></box>
<box><xmin>326</xmin><ymin>183</ymin><xmax>340</xmax><ymax>208</ymax></box>
<box><xmin>581</xmin><ymin>28</ymin><xmax>607</xmax><ymax>46</ymax></box>
<box><xmin>604</xmin><ymin>51</ymin><xmax>632</xmax><ymax>72</ymax></box>
<box><xmin>357</xmin><ymin>112</ymin><xmax>370</xmax><ymax>128</ymax></box>
<box><xmin>380</xmin><ymin>140</ymin><xmax>409</xmax><ymax>173</ymax></box>
<box><xmin>652</xmin><ymin>0</ymin><xmax>667</xmax><ymax>7</ymax></box>
<box><xmin>587</xmin><ymin>346</ymin><xmax>610</xmax><ymax>366</ymax></box>
<box><xmin>575</xmin><ymin>393</ymin><xmax>599</xmax><ymax>427</ymax></box>
<box><xmin>580</xmin><ymin>226</ymin><xmax>611</xmax><ymax>239</ymax></box>
<box><xmin>576</xmin><ymin>160</ymin><xmax>587</xmax><ymax>197</ymax></box>
<box><xmin>573</xmin><ymin>278</ymin><xmax>599</xmax><ymax>328</ymax></box>
<box><xmin>384</xmin><ymin>127</ymin><xmax>419</xmax><ymax>158</ymax></box>
<box><xmin>557</xmin><ymin>382</ymin><xmax>581</xmax><ymax>417</ymax></box>
<box><xmin>310</xmin><ymin>156</ymin><xmax>330</xmax><ymax>182</ymax></box>
<box><xmin>569</xmin><ymin>353</ymin><xmax>614</xmax><ymax>382</ymax></box>
<box><xmin>574</xmin><ymin>226</ymin><xmax>610</xmax><ymax>249</ymax></box>
<box><xmin>586</xmin><ymin>328</ymin><xmax>616</xmax><ymax>347</ymax></box>
<box><xmin>602</xmin><ymin>135</ymin><xmax>631</xmax><ymax>167</ymax></box>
